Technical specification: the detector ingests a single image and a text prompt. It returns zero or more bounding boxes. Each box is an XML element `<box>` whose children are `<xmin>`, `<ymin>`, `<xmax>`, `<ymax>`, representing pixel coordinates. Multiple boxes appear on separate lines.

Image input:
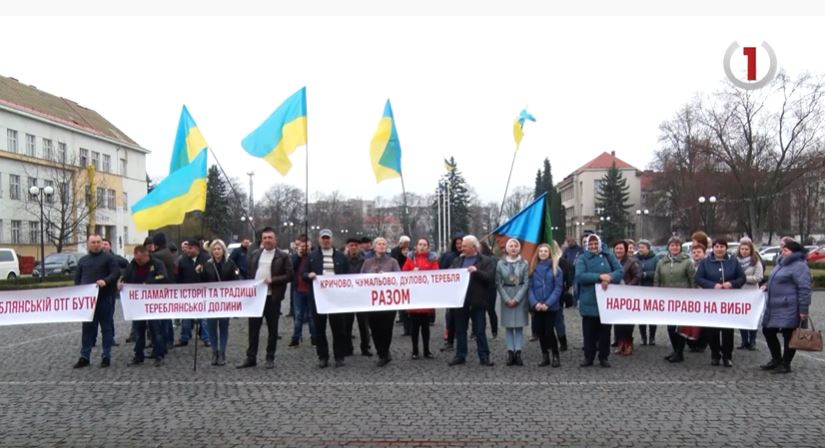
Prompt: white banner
<box><xmin>121</xmin><ymin>280</ymin><xmax>268</xmax><ymax>320</ymax></box>
<box><xmin>0</xmin><ymin>284</ymin><xmax>99</xmax><ymax>326</ymax></box>
<box><xmin>313</xmin><ymin>269</ymin><xmax>471</xmax><ymax>314</ymax></box>
<box><xmin>596</xmin><ymin>285</ymin><xmax>766</xmax><ymax>330</ymax></box>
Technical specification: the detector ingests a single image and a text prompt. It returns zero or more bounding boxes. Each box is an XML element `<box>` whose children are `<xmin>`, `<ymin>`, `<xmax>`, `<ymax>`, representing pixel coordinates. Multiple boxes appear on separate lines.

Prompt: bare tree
<box><xmin>500</xmin><ymin>186</ymin><xmax>535</xmax><ymax>221</ymax></box>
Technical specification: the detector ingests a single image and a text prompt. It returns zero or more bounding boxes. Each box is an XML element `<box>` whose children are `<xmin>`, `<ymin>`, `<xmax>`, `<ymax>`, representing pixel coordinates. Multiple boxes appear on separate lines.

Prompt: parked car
<box><xmin>32</xmin><ymin>252</ymin><xmax>83</xmax><ymax>278</ymax></box>
<box><xmin>808</xmin><ymin>247</ymin><xmax>825</xmax><ymax>263</ymax></box>
<box><xmin>0</xmin><ymin>248</ymin><xmax>21</xmax><ymax>280</ymax></box>
<box><xmin>759</xmin><ymin>246</ymin><xmax>781</xmax><ymax>263</ymax></box>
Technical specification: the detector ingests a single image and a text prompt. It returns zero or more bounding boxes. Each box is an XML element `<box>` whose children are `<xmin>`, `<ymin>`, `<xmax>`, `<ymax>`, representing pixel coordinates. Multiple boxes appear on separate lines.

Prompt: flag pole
<box><xmin>399</xmin><ymin>173</ymin><xmax>409</xmax><ymax>235</ymax></box>
<box><xmin>208</xmin><ymin>147</ymin><xmax>257</xmax><ymax>237</ymax></box>
<box><xmin>496</xmin><ymin>144</ymin><xmax>520</xmax><ymax>225</ymax></box>
<box><xmin>304</xmin><ymin>133</ymin><xmax>309</xmax><ymax>241</ymax></box>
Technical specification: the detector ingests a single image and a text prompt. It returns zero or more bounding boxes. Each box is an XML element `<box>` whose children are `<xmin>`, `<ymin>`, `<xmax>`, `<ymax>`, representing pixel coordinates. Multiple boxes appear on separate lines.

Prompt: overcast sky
<box><xmin>2</xmin><ymin>16</ymin><xmax>824</xmax><ymax>204</ymax></box>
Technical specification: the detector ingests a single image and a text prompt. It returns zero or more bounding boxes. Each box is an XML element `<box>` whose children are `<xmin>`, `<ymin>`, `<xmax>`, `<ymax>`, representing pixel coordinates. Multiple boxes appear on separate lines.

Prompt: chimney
<box><xmin>611</xmin><ymin>150</ymin><xmax>616</xmax><ymax>157</ymax></box>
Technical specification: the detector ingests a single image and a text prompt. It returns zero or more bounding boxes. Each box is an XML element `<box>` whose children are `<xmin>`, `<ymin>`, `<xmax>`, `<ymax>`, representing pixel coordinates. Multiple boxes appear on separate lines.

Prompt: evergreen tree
<box><xmin>432</xmin><ymin>156</ymin><xmax>471</xmax><ymax>241</ymax></box>
<box><xmin>534</xmin><ymin>169</ymin><xmax>545</xmax><ymax>198</ymax></box>
<box><xmin>203</xmin><ymin>165</ymin><xmax>232</xmax><ymax>240</ymax></box>
<box><xmin>595</xmin><ymin>162</ymin><xmax>633</xmax><ymax>244</ymax></box>
<box><xmin>533</xmin><ymin>158</ymin><xmax>566</xmax><ymax>244</ymax></box>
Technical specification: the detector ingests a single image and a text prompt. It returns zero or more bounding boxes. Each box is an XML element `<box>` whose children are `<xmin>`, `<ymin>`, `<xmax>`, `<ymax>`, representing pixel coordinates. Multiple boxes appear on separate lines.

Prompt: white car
<box><xmin>759</xmin><ymin>246</ymin><xmax>781</xmax><ymax>263</ymax></box>
<box><xmin>0</xmin><ymin>248</ymin><xmax>20</xmax><ymax>280</ymax></box>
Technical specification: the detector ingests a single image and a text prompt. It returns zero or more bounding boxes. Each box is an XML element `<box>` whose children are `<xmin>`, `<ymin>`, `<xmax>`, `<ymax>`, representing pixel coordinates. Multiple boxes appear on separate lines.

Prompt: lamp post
<box><xmin>241</xmin><ymin>216</ymin><xmax>254</xmax><ymax>240</ymax></box>
<box><xmin>283</xmin><ymin>221</ymin><xmax>294</xmax><ymax>246</ymax></box>
<box><xmin>29</xmin><ymin>185</ymin><xmax>54</xmax><ymax>282</ymax></box>
<box><xmin>635</xmin><ymin>209</ymin><xmax>650</xmax><ymax>240</ymax></box>
<box><xmin>599</xmin><ymin>215</ymin><xmax>611</xmax><ymax>236</ymax></box>
<box><xmin>698</xmin><ymin>196</ymin><xmax>717</xmax><ymax>234</ymax></box>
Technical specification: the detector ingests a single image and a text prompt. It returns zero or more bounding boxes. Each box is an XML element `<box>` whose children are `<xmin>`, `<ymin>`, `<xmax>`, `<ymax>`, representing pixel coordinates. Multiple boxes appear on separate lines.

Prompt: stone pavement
<box><xmin>2</xmin><ymin>293</ymin><xmax>825</xmax><ymax>447</ymax></box>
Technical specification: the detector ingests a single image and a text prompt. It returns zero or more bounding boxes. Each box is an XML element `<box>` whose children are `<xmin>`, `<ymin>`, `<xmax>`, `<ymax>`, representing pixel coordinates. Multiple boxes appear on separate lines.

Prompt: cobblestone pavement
<box><xmin>2</xmin><ymin>293</ymin><xmax>825</xmax><ymax>447</ymax></box>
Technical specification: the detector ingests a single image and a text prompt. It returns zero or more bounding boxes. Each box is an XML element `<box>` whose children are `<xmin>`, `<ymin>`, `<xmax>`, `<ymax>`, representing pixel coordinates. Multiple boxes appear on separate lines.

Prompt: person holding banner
<box><xmin>238</xmin><ymin>227</ymin><xmax>294</xmax><ymax>370</ymax></box>
<box><xmin>176</xmin><ymin>239</ymin><xmax>210</xmax><ymax>348</ymax></box>
<box><xmin>528</xmin><ymin>243</ymin><xmax>563</xmax><ymax>368</ymax></box>
<box><xmin>306</xmin><ymin>229</ymin><xmax>350</xmax><ymax>368</ymax></box>
<box><xmin>634</xmin><ymin>240</ymin><xmax>659</xmax><ymax>346</ymax></box>
<box><xmin>73</xmin><ymin>234</ymin><xmax>121</xmax><ymax>369</ymax></box>
<box><xmin>761</xmin><ymin>240</ymin><xmax>811</xmax><ymax>374</ymax></box>
<box><xmin>448</xmin><ymin>235</ymin><xmax>497</xmax><ymax>367</ymax></box>
<box><xmin>198</xmin><ymin>239</ymin><xmax>240</xmax><ymax>366</ymax></box>
<box><xmin>736</xmin><ymin>238</ymin><xmax>763</xmax><ymax>351</ymax></box>
<box><xmin>439</xmin><ymin>235</ymin><xmax>465</xmax><ymax>353</ymax></box>
<box><xmin>496</xmin><ymin>239</ymin><xmax>529</xmax><ymax>367</ymax></box>
<box><xmin>343</xmin><ymin>237</ymin><xmax>372</xmax><ymax>357</ymax></box>
<box><xmin>696</xmin><ymin>239</ymin><xmax>746</xmax><ymax>367</ymax></box>
<box><xmin>362</xmin><ymin>237</ymin><xmax>402</xmax><ymax>367</ymax></box>
<box><xmin>290</xmin><ymin>236</ymin><xmax>318</xmax><ymax>349</ymax></box>
<box><xmin>613</xmin><ymin>240</ymin><xmax>641</xmax><ymax>356</ymax></box>
<box><xmin>655</xmin><ymin>236</ymin><xmax>696</xmax><ymax>363</ymax></box>
<box><xmin>575</xmin><ymin>234</ymin><xmax>622</xmax><ymax>368</ymax></box>
<box><xmin>121</xmin><ymin>245</ymin><xmax>169</xmax><ymax>367</ymax></box>
<box><xmin>402</xmin><ymin>238</ymin><xmax>439</xmax><ymax>360</ymax></box>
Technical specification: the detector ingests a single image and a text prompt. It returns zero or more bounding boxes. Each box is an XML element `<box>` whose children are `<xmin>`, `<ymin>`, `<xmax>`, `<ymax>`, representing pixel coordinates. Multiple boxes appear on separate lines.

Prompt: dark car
<box><xmin>33</xmin><ymin>252</ymin><xmax>82</xmax><ymax>277</ymax></box>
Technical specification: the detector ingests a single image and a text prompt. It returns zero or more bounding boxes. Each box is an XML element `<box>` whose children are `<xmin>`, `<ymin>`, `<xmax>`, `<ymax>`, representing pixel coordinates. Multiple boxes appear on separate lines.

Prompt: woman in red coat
<box><xmin>402</xmin><ymin>238</ymin><xmax>440</xmax><ymax>359</ymax></box>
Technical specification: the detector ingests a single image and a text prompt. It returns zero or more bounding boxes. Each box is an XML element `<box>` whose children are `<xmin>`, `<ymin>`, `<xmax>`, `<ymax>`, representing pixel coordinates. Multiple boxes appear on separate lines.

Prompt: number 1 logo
<box><xmin>723</xmin><ymin>41</ymin><xmax>777</xmax><ymax>90</ymax></box>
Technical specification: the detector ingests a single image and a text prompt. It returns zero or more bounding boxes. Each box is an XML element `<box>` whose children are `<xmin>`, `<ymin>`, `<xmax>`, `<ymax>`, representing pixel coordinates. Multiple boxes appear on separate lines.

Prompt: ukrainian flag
<box><xmin>241</xmin><ymin>87</ymin><xmax>307</xmax><ymax>176</ymax></box>
<box><xmin>169</xmin><ymin>106</ymin><xmax>208</xmax><ymax>173</ymax></box>
<box><xmin>370</xmin><ymin>99</ymin><xmax>402</xmax><ymax>183</ymax></box>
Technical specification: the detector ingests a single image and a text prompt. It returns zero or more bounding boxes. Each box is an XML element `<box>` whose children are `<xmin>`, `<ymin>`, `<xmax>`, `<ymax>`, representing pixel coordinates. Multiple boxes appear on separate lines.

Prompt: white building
<box><xmin>0</xmin><ymin>74</ymin><xmax>149</xmax><ymax>258</ymax></box>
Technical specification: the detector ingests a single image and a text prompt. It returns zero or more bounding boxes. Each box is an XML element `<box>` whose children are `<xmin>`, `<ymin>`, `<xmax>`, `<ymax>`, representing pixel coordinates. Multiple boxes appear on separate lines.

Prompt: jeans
<box><xmin>534</xmin><ymin>310</ymin><xmax>559</xmax><ymax>355</ymax></box>
<box><xmin>445</xmin><ymin>309</ymin><xmax>456</xmax><ymax>345</ymax></box>
<box><xmin>180</xmin><ymin>319</ymin><xmax>209</xmax><ymax>343</ymax></box>
<box><xmin>582</xmin><ymin>315</ymin><xmax>611</xmax><ymax>362</ymax></box>
<box><xmin>453</xmin><ymin>305</ymin><xmax>490</xmax><ymax>361</ymax></box>
<box><xmin>132</xmin><ymin>320</ymin><xmax>166</xmax><ymax>360</ymax></box>
<box><xmin>291</xmin><ymin>291</ymin><xmax>316</xmax><ymax>342</ymax></box>
<box><xmin>505</xmin><ymin>327</ymin><xmax>524</xmax><ymax>351</ymax></box>
<box><xmin>163</xmin><ymin>320</ymin><xmax>174</xmax><ymax>347</ymax></box>
<box><xmin>207</xmin><ymin>318</ymin><xmax>229</xmax><ymax>353</ymax></box>
<box><xmin>81</xmin><ymin>295</ymin><xmax>115</xmax><ymax>360</ymax></box>
<box><xmin>246</xmin><ymin>295</ymin><xmax>281</xmax><ymax>361</ymax></box>
<box><xmin>763</xmin><ymin>327</ymin><xmax>797</xmax><ymax>366</ymax></box>
<box><xmin>409</xmin><ymin>313</ymin><xmax>432</xmax><ymax>355</ymax></box>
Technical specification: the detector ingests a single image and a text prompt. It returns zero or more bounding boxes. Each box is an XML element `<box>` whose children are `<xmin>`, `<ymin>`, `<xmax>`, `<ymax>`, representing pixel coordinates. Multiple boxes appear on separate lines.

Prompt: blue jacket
<box><xmin>528</xmin><ymin>260</ymin><xmax>564</xmax><ymax>311</ymax></box>
<box><xmin>763</xmin><ymin>252</ymin><xmax>812</xmax><ymax>329</ymax></box>
<box><xmin>574</xmin><ymin>249</ymin><xmax>623</xmax><ymax>317</ymax></box>
<box><xmin>695</xmin><ymin>253</ymin><xmax>746</xmax><ymax>290</ymax></box>
<box><xmin>634</xmin><ymin>251</ymin><xmax>660</xmax><ymax>287</ymax></box>
<box><xmin>562</xmin><ymin>244</ymin><xmax>583</xmax><ymax>265</ymax></box>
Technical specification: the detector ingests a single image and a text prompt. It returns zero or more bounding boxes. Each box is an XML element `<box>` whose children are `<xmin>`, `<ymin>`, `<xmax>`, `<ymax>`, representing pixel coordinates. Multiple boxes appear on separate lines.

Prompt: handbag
<box><xmin>789</xmin><ymin>318</ymin><xmax>823</xmax><ymax>352</ymax></box>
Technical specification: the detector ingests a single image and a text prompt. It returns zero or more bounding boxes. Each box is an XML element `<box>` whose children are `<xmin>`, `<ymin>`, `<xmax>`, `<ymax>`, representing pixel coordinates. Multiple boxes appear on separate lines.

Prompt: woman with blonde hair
<box><xmin>528</xmin><ymin>242</ymin><xmax>564</xmax><ymax>368</ymax></box>
<box><xmin>737</xmin><ymin>237</ymin><xmax>764</xmax><ymax>350</ymax></box>
<box><xmin>496</xmin><ymin>239</ymin><xmax>529</xmax><ymax>366</ymax></box>
<box><xmin>198</xmin><ymin>239</ymin><xmax>240</xmax><ymax>366</ymax></box>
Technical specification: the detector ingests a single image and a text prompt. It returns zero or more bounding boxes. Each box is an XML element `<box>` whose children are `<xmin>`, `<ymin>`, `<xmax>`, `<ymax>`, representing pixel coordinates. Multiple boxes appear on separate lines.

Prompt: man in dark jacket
<box><xmin>121</xmin><ymin>245</ymin><xmax>168</xmax><ymax>367</ymax></box>
<box><xmin>439</xmin><ymin>235</ymin><xmax>464</xmax><ymax>352</ymax></box>
<box><xmin>448</xmin><ymin>235</ymin><xmax>496</xmax><ymax>367</ymax></box>
<box><xmin>344</xmin><ymin>237</ymin><xmax>372</xmax><ymax>356</ymax></box>
<box><xmin>562</xmin><ymin>237</ymin><xmax>584</xmax><ymax>265</ymax></box>
<box><xmin>305</xmin><ymin>229</ymin><xmax>350</xmax><ymax>368</ymax></box>
<box><xmin>175</xmin><ymin>239</ymin><xmax>209</xmax><ymax>347</ymax></box>
<box><xmin>101</xmin><ymin>238</ymin><xmax>127</xmax><ymax>346</ymax></box>
<box><xmin>72</xmin><ymin>234</ymin><xmax>121</xmax><ymax>369</ymax></box>
<box><xmin>151</xmin><ymin>232</ymin><xmax>176</xmax><ymax>350</ymax></box>
<box><xmin>238</xmin><ymin>227</ymin><xmax>294</xmax><ymax>369</ymax></box>
<box><xmin>390</xmin><ymin>236</ymin><xmax>412</xmax><ymax>336</ymax></box>
<box><xmin>289</xmin><ymin>236</ymin><xmax>316</xmax><ymax>347</ymax></box>
<box><xmin>230</xmin><ymin>238</ymin><xmax>251</xmax><ymax>279</ymax></box>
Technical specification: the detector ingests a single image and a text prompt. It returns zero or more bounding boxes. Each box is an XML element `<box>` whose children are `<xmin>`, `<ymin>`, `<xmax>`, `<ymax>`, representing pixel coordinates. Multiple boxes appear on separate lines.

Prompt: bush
<box><xmin>0</xmin><ymin>274</ymin><xmax>74</xmax><ymax>291</ymax></box>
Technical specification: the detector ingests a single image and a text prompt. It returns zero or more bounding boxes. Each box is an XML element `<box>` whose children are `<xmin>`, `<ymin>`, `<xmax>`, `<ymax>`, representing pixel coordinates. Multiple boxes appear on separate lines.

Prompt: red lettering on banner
<box><xmin>371</xmin><ymin>289</ymin><xmax>411</xmax><ymax>306</ymax></box>
<box><xmin>643</xmin><ymin>299</ymin><xmax>664</xmax><ymax>312</ymax></box>
<box><xmin>703</xmin><ymin>301</ymin><xmax>717</xmax><ymax>314</ymax></box>
<box><xmin>721</xmin><ymin>302</ymin><xmax>749</xmax><ymax>315</ymax></box>
<box><xmin>430</xmin><ymin>273</ymin><xmax>460</xmax><ymax>283</ymax></box>
<box><xmin>72</xmin><ymin>296</ymin><xmax>96</xmax><ymax>310</ymax></box>
<box><xmin>128</xmin><ymin>290</ymin><xmax>138</xmax><ymax>300</ymax></box>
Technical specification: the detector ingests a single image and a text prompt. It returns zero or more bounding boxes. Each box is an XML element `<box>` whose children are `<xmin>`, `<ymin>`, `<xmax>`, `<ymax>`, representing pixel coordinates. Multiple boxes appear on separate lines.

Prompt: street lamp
<box><xmin>241</xmin><ymin>216</ymin><xmax>254</xmax><ymax>240</ymax></box>
<box><xmin>698</xmin><ymin>196</ymin><xmax>718</xmax><ymax>234</ymax></box>
<box><xmin>30</xmin><ymin>185</ymin><xmax>54</xmax><ymax>282</ymax></box>
<box><xmin>635</xmin><ymin>209</ymin><xmax>650</xmax><ymax>240</ymax></box>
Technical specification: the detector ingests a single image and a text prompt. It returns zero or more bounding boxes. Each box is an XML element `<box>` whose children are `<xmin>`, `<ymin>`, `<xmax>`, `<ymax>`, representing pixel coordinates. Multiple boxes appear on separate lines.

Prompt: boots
<box><xmin>551</xmin><ymin>353</ymin><xmax>561</xmax><ymax>368</ymax></box>
<box><xmin>622</xmin><ymin>339</ymin><xmax>634</xmax><ymax>356</ymax></box>
<box><xmin>614</xmin><ymin>340</ymin><xmax>626</xmax><ymax>355</ymax></box>
<box><xmin>559</xmin><ymin>336</ymin><xmax>568</xmax><ymax>352</ymax></box>
<box><xmin>211</xmin><ymin>352</ymin><xmax>219</xmax><ymax>366</ymax></box>
<box><xmin>538</xmin><ymin>352</ymin><xmax>551</xmax><ymax>367</ymax></box>
<box><xmin>506</xmin><ymin>351</ymin><xmax>515</xmax><ymax>366</ymax></box>
<box><xmin>514</xmin><ymin>351</ymin><xmax>523</xmax><ymax>366</ymax></box>
<box><xmin>217</xmin><ymin>352</ymin><xmax>226</xmax><ymax>366</ymax></box>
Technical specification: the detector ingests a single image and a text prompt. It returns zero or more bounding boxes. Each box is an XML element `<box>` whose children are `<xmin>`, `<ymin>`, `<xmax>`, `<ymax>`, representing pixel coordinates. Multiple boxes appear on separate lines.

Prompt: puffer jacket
<box><xmin>654</xmin><ymin>253</ymin><xmax>695</xmax><ymax>288</ymax></box>
<box><xmin>574</xmin><ymin>235</ymin><xmax>623</xmax><ymax>317</ymax></box>
<box><xmin>763</xmin><ymin>251</ymin><xmax>812</xmax><ymax>329</ymax></box>
<box><xmin>634</xmin><ymin>251</ymin><xmax>660</xmax><ymax>287</ymax></box>
<box><xmin>402</xmin><ymin>251</ymin><xmax>439</xmax><ymax>314</ymax></box>
<box><xmin>528</xmin><ymin>259</ymin><xmax>564</xmax><ymax>311</ymax></box>
<box><xmin>695</xmin><ymin>253</ymin><xmax>745</xmax><ymax>290</ymax></box>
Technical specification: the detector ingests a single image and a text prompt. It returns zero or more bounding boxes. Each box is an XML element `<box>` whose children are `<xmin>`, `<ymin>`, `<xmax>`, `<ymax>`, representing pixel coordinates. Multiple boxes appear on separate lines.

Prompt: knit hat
<box><xmin>152</xmin><ymin>232</ymin><xmax>167</xmax><ymax>247</ymax></box>
<box><xmin>667</xmin><ymin>236</ymin><xmax>682</xmax><ymax>246</ymax></box>
<box><xmin>638</xmin><ymin>239</ymin><xmax>652</xmax><ymax>249</ymax></box>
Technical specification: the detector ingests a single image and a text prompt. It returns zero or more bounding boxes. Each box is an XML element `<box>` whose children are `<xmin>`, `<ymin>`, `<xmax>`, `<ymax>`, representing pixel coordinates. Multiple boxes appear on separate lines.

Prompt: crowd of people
<box><xmin>69</xmin><ymin>226</ymin><xmax>813</xmax><ymax>375</ymax></box>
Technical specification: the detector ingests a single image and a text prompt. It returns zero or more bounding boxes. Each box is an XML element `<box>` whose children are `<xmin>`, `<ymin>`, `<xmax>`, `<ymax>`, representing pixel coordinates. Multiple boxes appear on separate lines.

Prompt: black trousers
<box><xmin>667</xmin><ymin>325</ymin><xmax>686</xmax><ymax>355</ymax></box>
<box><xmin>534</xmin><ymin>310</ymin><xmax>559</xmax><ymax>355</ymax></box>
<box><xmin>409</xmin><ymin>313</ymin><xmax>432</xmax><ymax>355</ymax></box>
<box><xmin>445</xmin><ymin>309</ymin><xmax>456</xmax><ymax>344</ymax></box>
<box><xmin>582</xmin><ymin>316</ymin><xmax>611</xmax><ymax>362</ymax></box>
<box><xmin>638</xmin><ymin>325</ymin><xmax>657</xmax><ymax>341</ymax></box>
<box><xmin>763</xmin><ymin>327</ymin><xmax>797</xmax><ymax>366</ymax></box>
<box><xmin>707</xmin><ymin>327</ymin><xmax>734</xmax><ymax>360</ymax></box>
<box><xmin>486</xmin><ymin>288</ymin><xmax>498</xmax><ymax>335</ymax></box>
<box><xmin>344</xmin><ymin>312</ymin><xmax>371</xmax><ymax>353</ymax></box>
<box><xmin>246</xmin><ymin>295</ymin><xmax>281</xmax><ymax>361</ymax></box>
<box><xmin>615</xmin><ymin>324</ymin><xmax>634</xmax><ymax>342</ymax></box>
<box><xmin>314</xmin><ymin>312</ymin><xmax>349</xmax><ymax>361</ymax></box>
<box><xmin>369</xmin><ymin>310</ymin><xmax>397</xmax><ymax>360</ymax></box>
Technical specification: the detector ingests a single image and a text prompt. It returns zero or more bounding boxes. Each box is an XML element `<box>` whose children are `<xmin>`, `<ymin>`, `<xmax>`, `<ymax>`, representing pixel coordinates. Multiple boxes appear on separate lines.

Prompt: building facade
<box><xmin>0</xmin><ymin>74</ymin><xmax>148</xmax><ymax>258</ymax></box>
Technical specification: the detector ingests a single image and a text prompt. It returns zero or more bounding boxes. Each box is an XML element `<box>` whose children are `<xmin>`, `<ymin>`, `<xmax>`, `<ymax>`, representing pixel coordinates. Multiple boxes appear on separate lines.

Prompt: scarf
<box><xmin>737</xmin><ymin>256</ymin><xmax>753</xmax><ymax>271</ymax></box>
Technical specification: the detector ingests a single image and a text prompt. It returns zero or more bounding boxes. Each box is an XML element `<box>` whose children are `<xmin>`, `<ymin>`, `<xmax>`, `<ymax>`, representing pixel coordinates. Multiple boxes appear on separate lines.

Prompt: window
<box><xmin>122</xmin><ymin>191</ymin><xmax>129</xmax><ymax>211</ymax></box>
<box><xmin>106</xmin><ymin>189</ymin><xmax>116</xmax><ymax>210</ymax></box>
<box><xmin>91</xmin><ymin>151</ymin><xmax>100</xmax><ymax>170</ymax></box>
<box><xmin>42</xmin><ymin>138</ymin><xmax>53</xmax><ymax>160</ymax></box>
<box><xmin>57</xmin><ymin>142</ymin><xmax>67</xmax><ymax>164</ymax></box>
<box><xmin>119</xmin><ymin>158</ymin><xmax>127</xmax><ymax>176</ymax></box>
<box><xmin>26</xmin><ymin>134</ymin><xmax>36</xmax><ymax>157</ymax></box>
<box><xmin>96</xmin><ymin>187</ymin><xmax>106</xmax><ymax>208</ymax></box>
<box><xmin>27</xmin><ymin>177</ymin><xmax>37</xmax><ymax>201</ymax></box>
<box><xmin>11</xmin><ymin>220</ymin><xmax>21</xmax><ymax>244</ymax></box>
<box><xmin>44</xmin><ymin>180</ymin><xmax>55</xmax><ymax>204</ymax></box>
<box><xmin>9</xmin><ymin>174</ymin><xmax>21</xmax><ymax>200</ymax></box>
<box><xmin>6</xmin><ymin>129</ymin><xmax>18</xmax><ymax>153</ymax></box>
<box><xmin>102</xmin><ymin>154</ymin><xmax>111</xmax><ymax>172</ymax></box>
<box><xmin>79</xmin><ymin>148</ymin><xmax>89</xmax><ymax>167</ymax></box>
<box><xmin>29</xmin><ymin>221</ymin><xmax>39</xmax><ymax>244</ymax></box>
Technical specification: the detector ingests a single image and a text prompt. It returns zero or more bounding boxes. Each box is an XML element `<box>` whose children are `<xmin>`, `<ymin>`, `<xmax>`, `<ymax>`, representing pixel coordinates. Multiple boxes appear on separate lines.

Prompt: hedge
<box><xmin>0</xmin><ymin>274</ymin><xmax>74</xmax><ymax>291</ymax></box>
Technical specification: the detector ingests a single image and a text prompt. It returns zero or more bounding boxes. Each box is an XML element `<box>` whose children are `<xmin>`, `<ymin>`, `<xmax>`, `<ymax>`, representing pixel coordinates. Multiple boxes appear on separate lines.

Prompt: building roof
<box><xmin>0</xmin><ymin>74</ymin><xmax>141</xmax><ymax>148</ymax></box>
<box><xmin>575</xmin><ymin>151</ymin><xmax>637</xmax><ymax>172</ymax></box>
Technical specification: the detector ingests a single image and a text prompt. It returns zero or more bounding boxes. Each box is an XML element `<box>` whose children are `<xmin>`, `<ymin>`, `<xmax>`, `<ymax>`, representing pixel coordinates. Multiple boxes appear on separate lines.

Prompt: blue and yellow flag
<box><xmin>493</xmin><ymin>192</ymin><xmax>548</xmax><ymax>262</ymax></box>
<box><xmin>241</xmin><ymin>87</ymin><xmax>307</xmax><ymax>176</ymax></box>
<box><xmin>513</xmin><ymin>108</ymin><xmax>536</xmax><ymax>149</ymax></box>
<box><xmin>370</xmin><ymin>99</ymin><xmax>403</xmax><ymax>183</ymax></box>
<box><xmin>169</xmin><ymin>105</ymin><xmax>208</xmax><ymax>173</ymax></box>
<box><xmin>132</xmin><ymin>150</ymin><xmax>208</xmax><ymax>231</ymax></box>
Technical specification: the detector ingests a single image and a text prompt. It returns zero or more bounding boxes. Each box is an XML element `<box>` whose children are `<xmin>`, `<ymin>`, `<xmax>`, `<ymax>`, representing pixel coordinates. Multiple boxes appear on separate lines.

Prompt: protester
<box><xmin>685</xmin><ymin>242</ymin><xmax>709</xmax><ymax>353</ymax></box>
<box><xmin>151</xmin><ymin>232</ymin><xmax>177</xmax><ymax>350</ymax></box>
<box><xmin>737</xmin><ymin>237</ymin><xmax>764</xmax><ymax>351</ymax></box>
<box><xmin>238</xmin><ymin>227</ymin><xmax>294</xmax><ymax>369</ymax></box>
<box><xmin>481</xmin><ymin>241</ymin><xmax>499</xmax><ymax>340</ymax></box>
<box><xmin>230</xmin><ymin>238</ymin><xmax>252</xmax><ymax>279</ymax></box>
<box><xmin>575</xmin><ymin>234</ymin><xmax>622</xmax><ymax>368</ymax></box>
<box><xmin>306</xmin><ymin>229</ymin><xmax>350</xmax><ymax>368</ymax></box>
<box><xmin>696</xmin><ymin>239</ymin><xmax>746</xmax><ymax>367</ymax></box>
<box><xmin>495</xmin><ymin>239</ymin><xmax>529</xmax><ymax>366</ymax></box>
<box><xmin>528</xmin><ymin>243</ymin><xmax>564</xmax><ymax>368</ymax></box>
<box><xmin>391</xmin><ymin>235</ymin><xmax>412</xmax><ymax>337</ymax></box>
<box><xmin>359</xmin><ymin>237</ymin><xmax>375</xmax><ymax>259</ymax></box>
<box><xmin>344</xmin><ymin>237</ymin><xmax>372</xmax><ymax>356</ymax></box>
<box><xmin>176</xmin><ymin>239</ymin><xmax>210</xmax><ymax>348</ymax></box>
<box><xmin>402</xmin><ymin>238</ymin><xmax>439</xmax><ymax>359</ymax></box>
<box><xmin>100</xmin><ymin>238</ymin><xmax>127</xmax><ymax>346</ymax></box>
<box><xmin>72</xmin><ymin>234</ymin><xmax>121</xmax><ymax>369</ymax></box>
<box><xmin>562</xmin><ymin>237</ymin><xmax>583</xmax><ymax>265</ymax></box>
<box><xmin>655</xmin><ymin>236</ymin><xmax>696</xmax><ymax>363</ymax></box>
<box><xmin>554</xmin><ymin>241</ymin><xmax>573</xmax><ymax>351</ymax></box>
<box><xmin>761</xmin><ymin>240</ymin><xmax>812</xmax><ymax>374</ymax></box>
<box><xmin>448</xmin><ymin>235</ymin><xmax>496</xmax><ymax>367</ymax></box>
<box><xmin>439</xmin><ymin>235</ymin><xmax>465</xmax><ymax>352</ymax></box>
<box><xmin>289</xmin><ymin>235</ymin><xmax>317</xmax><ymax>348</ymax></box>
<box><xmin>613</xmin><ymin>240</ymin><xmax>641</xmax><ymax>356</ymax></box>
<box><xmin>634</xmin><ymin>239</ymin><xmax>659</xmax><ymax>346</ymax></box>
<box><xmin>120</xmin><ymin>245</ymin><xmax>168</xmax><ymax>367</ymax></box>
<box><xmin>198</xmin><ymin>239</ymin><xmax>239</xmax><ymax>366</ymax></box>
<box><xmin>361</xmin><ymin>237</ymin><xmax>402</xmax><ymax>367</ymax></box>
